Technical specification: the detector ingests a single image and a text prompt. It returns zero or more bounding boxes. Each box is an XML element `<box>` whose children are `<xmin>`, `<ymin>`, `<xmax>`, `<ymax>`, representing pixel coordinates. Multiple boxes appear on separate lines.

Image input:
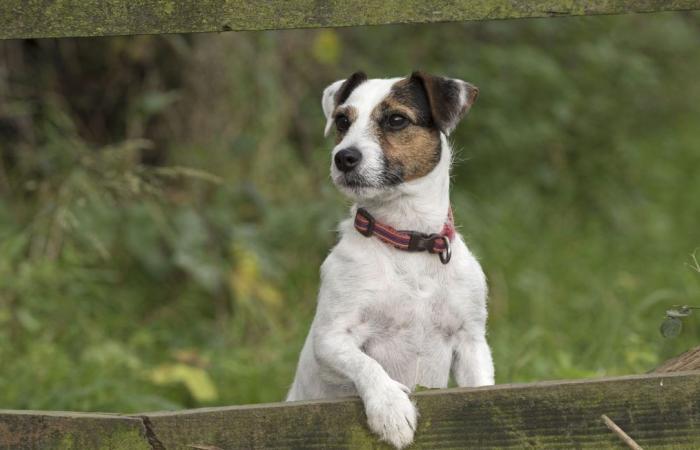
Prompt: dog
<box><xmin>286</xmin><ymin>71</ymin><xmax>494</xmax><ymax>449</ymax></box>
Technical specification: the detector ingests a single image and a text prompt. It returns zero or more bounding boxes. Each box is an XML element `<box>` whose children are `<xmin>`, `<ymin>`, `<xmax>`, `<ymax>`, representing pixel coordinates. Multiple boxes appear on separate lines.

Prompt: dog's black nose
<box><xmin>334</xmin><ymin>148</ymin><xmax>362</xmax><ymax>172</ymax></box>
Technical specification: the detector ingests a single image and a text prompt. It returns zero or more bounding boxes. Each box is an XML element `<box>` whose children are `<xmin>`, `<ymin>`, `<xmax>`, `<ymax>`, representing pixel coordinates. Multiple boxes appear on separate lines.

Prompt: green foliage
<box><xmin>1</xmin><ymin>12</ymin><xmax>699</xmax><ymax>412</ymax></box>
<box><xmin>660</xmin><ymin>300</ymin><xmax>700</xmax><ymax>338</ymax></box>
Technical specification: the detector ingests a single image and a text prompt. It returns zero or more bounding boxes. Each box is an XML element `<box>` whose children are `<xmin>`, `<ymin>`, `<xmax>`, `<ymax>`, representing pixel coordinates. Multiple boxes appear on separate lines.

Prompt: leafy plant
<box><xmin>660</xmin><ymin>252</ymin><xmax>700</xmax><ymax>338</ymax></box>
<box><xmin>660</xmin><ymin>306</ymin><xmax>700</xmax><ymax>338</ymax></box>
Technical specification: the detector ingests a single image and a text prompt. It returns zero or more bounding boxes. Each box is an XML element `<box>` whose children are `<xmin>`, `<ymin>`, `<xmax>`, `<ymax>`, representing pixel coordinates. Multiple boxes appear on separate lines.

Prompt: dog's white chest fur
<box><xmin>286</xmin><ymin>72</ymin><xmax>494</xmax><ymax>449</ymax></box>
<box><xmin>288</xmin><ymin>220</ymin><xmax>489</xmax><ymax>401</ymax></box>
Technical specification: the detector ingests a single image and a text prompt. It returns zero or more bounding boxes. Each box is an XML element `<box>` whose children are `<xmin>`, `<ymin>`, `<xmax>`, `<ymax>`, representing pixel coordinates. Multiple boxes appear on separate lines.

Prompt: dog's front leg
<box><xmin>452</xmin><ymin>334</ymin><xmax>495</xmax><ymax>387</ymax></box>
<box><xmin>314</xmin><ymin>325</ymin><xmax>417</xmax><ymax>449</ymax></box>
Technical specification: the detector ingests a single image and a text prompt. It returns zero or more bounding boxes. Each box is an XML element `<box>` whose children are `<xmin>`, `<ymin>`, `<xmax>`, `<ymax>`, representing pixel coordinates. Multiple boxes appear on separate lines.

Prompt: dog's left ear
<box><xmin>410</xmin><ymin>71</ymin><xmax>479</xmax><ymax>136</ymax></box>
<box><xmin>321</xmin><ymin>71</ymin><xmax>367</xmax><ymax>137</ymax></box>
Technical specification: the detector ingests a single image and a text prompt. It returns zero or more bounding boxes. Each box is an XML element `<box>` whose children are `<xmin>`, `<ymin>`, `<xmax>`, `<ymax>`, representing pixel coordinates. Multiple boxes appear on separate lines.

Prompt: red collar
<box><xmin>354</xmin><ymin>207</ymin><xmax>454</xmax><ymax>264</ymax></box>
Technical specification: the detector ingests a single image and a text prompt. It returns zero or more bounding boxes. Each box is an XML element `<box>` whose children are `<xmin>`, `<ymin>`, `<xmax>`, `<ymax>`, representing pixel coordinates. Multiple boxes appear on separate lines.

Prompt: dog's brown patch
<box><xmin>371</xmin><ymin>77</ymin><xmax>441</xmax><ymax>182</ymax></box>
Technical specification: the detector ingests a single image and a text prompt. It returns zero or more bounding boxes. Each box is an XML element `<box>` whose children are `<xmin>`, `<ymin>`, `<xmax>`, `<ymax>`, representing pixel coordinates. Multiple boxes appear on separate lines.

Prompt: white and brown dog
<box><xmin>287</xmin><ymin>72</ymin><xmax>494</xmax><ymax>448</ymax></box>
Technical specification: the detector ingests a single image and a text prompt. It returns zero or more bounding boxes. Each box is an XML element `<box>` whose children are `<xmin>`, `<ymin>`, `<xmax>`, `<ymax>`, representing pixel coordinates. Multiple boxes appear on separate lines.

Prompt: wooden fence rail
<box><xmin>2</xmin><ymin>1</ymin><xmax>700</xmax><ymax>40</ymax></box>
<box><xmin>2</xmin><ymin>371</ymin><xmax>700</xmax><ymax>449</ymax></box>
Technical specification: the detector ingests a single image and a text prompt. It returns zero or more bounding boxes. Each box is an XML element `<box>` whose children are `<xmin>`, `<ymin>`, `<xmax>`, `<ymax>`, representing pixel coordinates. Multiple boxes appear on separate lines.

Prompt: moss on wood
<box><xmin>2</xmin><ymin>1</ymin><xmax>700</xmax><ymax>40</ymax></box>
<box><xmin>0</xmin><ymin>410</ymin><xmax>151</xmax><ymax>450</ymax></box>
<box><xmin>141</xmin><ymin>372</ymin><xmax>700</xmax><ymax>449</ymax></box>
<box><xmin>2</xmin><ymin>373</ymin><xmax>699</xmax><ymax>448</ymax></box>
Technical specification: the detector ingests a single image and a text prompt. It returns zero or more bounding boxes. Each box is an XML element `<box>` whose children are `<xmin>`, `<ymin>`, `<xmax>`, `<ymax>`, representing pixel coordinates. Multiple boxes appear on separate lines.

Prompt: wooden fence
<box><xmin>1</xmin><ymin>1</ymin><xmax>700</xmax><ymax>40</ymax></box>
<box><xmin>2</xmin><ymin>371</ymin><xmax>700</xmax><ymax>449</ymax></box>
<box><xmin>2</xmin><ymin>1</ymin><xmax>700</xmax><ymax>449</ymax></box>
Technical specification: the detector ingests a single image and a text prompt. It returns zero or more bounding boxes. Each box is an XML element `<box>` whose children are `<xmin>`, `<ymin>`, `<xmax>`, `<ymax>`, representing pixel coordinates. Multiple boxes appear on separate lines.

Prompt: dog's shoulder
<box><xmin>320</xmin><ymin>238</ymin><xmax>375</xmax><ymax>283</ymax></box>
<box><xmin>446</xmin><ymin>236</ymin><xmax>489</xmax><ymax>311</ymax></box>
<box><xmin>450</xmin><ymin>237</ymin><xmax>486</xmax><ymax>279</ymax></box>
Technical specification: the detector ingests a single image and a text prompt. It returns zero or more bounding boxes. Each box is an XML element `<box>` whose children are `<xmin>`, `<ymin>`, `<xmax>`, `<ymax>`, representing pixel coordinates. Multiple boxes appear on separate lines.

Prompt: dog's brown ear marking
<box><xmin>410</xmin><ymin>71</ymin><xmax>478</xmax><ymax>135</ymax></box>
<box><xmin>335</xmin><ymin>71</ymin><xmax>368</xmax><ymax>106</ymax></box>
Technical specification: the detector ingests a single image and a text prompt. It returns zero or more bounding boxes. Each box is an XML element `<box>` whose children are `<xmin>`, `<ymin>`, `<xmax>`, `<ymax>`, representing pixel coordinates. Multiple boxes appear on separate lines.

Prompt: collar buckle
<box><xmin>406</xmin><ymin>232</ymin><xmax>441</xmax><ymax>253</ymax></box>
<box><xmin>406</xmin><ymin>232</ymin><xmax>451</xmax><ymax>264</ymax></box>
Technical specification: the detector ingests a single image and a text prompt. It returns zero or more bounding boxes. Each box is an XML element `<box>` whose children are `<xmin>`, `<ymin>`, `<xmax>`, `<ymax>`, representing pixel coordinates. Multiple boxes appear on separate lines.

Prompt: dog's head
<box><xmin>322</xmin><ymin>71</ymin><xmax>478</xmax><ymax>200</ymax></box>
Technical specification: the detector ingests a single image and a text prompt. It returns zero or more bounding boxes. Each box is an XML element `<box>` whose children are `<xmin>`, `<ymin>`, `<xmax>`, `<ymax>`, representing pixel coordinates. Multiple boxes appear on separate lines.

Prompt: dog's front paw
<box><xmin>364</xmin><ymin>379</ymin><xmax>418</xmax><ymax>449</ymax></box>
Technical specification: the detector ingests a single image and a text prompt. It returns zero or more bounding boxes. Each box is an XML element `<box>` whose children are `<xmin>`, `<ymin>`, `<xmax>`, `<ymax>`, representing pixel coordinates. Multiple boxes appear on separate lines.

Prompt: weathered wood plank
<box><xmin>141</xmin><ymin>371</ymin><xmax>700</xmax><ymax>449</ymax></box>
<box><xmin>0</xmin><ymin>410</ymin><xmax>151</xmax><ymax>450</ymax></box>
<box><xmin>654</xmin><ymin>346</ymin><xmax>700</xmax><ymax>373</ymax></box>
<box><xmin>2</xmin><ymin>1</ymin><xmax>700</xmax><ymax>40</ymax></box>
<box><xmin>2</xmin><ymin>372</ymin><xmax>699</xmax><ymax>448</ymax></box>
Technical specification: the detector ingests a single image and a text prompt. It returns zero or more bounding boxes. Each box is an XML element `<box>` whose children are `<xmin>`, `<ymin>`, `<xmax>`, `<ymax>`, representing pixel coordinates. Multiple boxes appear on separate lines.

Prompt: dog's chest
<box><xmin>358</xmin><ymin>257</ymin><xmax>465</xmax><ymax>354</ymax></box>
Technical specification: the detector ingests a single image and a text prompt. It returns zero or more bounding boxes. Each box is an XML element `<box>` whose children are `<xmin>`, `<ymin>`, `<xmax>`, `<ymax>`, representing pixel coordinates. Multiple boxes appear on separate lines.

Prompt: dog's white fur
<box><xmin>287</xmin><ymin>76</ymin><xmax>494</xmax><ymax>449</ymax></box>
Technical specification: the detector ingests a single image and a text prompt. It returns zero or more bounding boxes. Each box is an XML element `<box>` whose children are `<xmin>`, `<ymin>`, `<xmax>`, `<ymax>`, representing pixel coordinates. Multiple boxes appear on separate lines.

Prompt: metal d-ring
<box><xmin>439</xmin><ymin>236</ymin><xmax>451</xmax><ymax>264</ymax></box>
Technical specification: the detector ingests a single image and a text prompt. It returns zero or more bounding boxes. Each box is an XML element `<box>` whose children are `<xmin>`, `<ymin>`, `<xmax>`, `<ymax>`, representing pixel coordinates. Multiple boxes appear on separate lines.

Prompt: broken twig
<box><xmin>601</xmin><ymin>414</ymin><xmax>643</xmax><ymax>450</ymax></box>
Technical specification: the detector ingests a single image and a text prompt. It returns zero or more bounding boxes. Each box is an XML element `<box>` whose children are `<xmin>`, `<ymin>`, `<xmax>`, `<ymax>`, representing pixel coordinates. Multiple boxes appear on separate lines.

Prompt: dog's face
<box><xmin>322</xmin><ymin>71</ymin><xmax>478</xmax><ymax>200</ymax></box>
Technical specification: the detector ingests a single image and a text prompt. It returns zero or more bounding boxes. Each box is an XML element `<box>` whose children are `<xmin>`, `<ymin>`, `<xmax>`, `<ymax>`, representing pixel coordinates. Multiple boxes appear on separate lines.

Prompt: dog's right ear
<box><xmin>322</xmin><ymin>71</ymin><xmax>367</xmax><ymax>137</ymax></box>
<box><xmin>410</xmin><ymin>71</ymin><xmax>479</xmax><ymax>136</ymax></box>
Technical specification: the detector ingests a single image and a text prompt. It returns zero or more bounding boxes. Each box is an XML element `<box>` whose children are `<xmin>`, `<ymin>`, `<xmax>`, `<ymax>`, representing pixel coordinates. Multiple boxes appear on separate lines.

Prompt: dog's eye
<box><xmin>335</xmin><ymin>115</ymin><xmax>351</xmax><ymax>133</ymax></box>
<box><xmin>386</xmin><ymin>114</ymin><xmax>409</xmax><ymax>131</ymax></box>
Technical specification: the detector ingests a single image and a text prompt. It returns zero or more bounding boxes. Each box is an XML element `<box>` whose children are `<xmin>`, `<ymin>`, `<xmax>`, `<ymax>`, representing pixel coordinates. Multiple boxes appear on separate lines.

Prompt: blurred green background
<box><xmin>1</xmin><ymin>11</ymin><xmax>699</xmax><ymax>413</ymax></box>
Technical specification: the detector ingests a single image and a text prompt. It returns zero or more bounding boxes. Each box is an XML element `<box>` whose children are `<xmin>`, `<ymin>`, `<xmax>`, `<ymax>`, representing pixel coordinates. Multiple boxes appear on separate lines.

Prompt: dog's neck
<box><xmin>354</xmin><ymin>136</ymin><xmax>452</xmax><ymax>234</ymax></box>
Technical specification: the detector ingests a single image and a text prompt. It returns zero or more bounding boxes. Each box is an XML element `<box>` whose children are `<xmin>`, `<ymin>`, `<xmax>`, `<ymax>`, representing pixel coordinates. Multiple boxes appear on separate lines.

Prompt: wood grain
<box><xmin>2</xmin><ymin>1</ymin><xmax>700</xmax><ymax>40</ymax></box>
<box><xmin>2</xmin><ymin>372</ymin><xmax>699</xmax><ymax>448</ymax></box>
<box><xmin>653</xmin><ymin>346</ymin><xmax>700</xmax><ymax>373</ymax></box>
<box><xmin>141</xmin><ymin>371</ymin><xmax>700</xmax><ymax>449</ymax></box>
<box><xmin>0</xmin><ymin>410</ymin><xmax>150</xmax><ymax>450</ymax></box>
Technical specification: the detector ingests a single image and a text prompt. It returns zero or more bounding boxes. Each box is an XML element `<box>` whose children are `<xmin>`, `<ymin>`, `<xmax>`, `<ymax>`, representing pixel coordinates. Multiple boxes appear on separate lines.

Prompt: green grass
<box><xmin>0</xmin><ymin>12</ymin><xmax>699</xmax><ymax>413</ymax></box>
